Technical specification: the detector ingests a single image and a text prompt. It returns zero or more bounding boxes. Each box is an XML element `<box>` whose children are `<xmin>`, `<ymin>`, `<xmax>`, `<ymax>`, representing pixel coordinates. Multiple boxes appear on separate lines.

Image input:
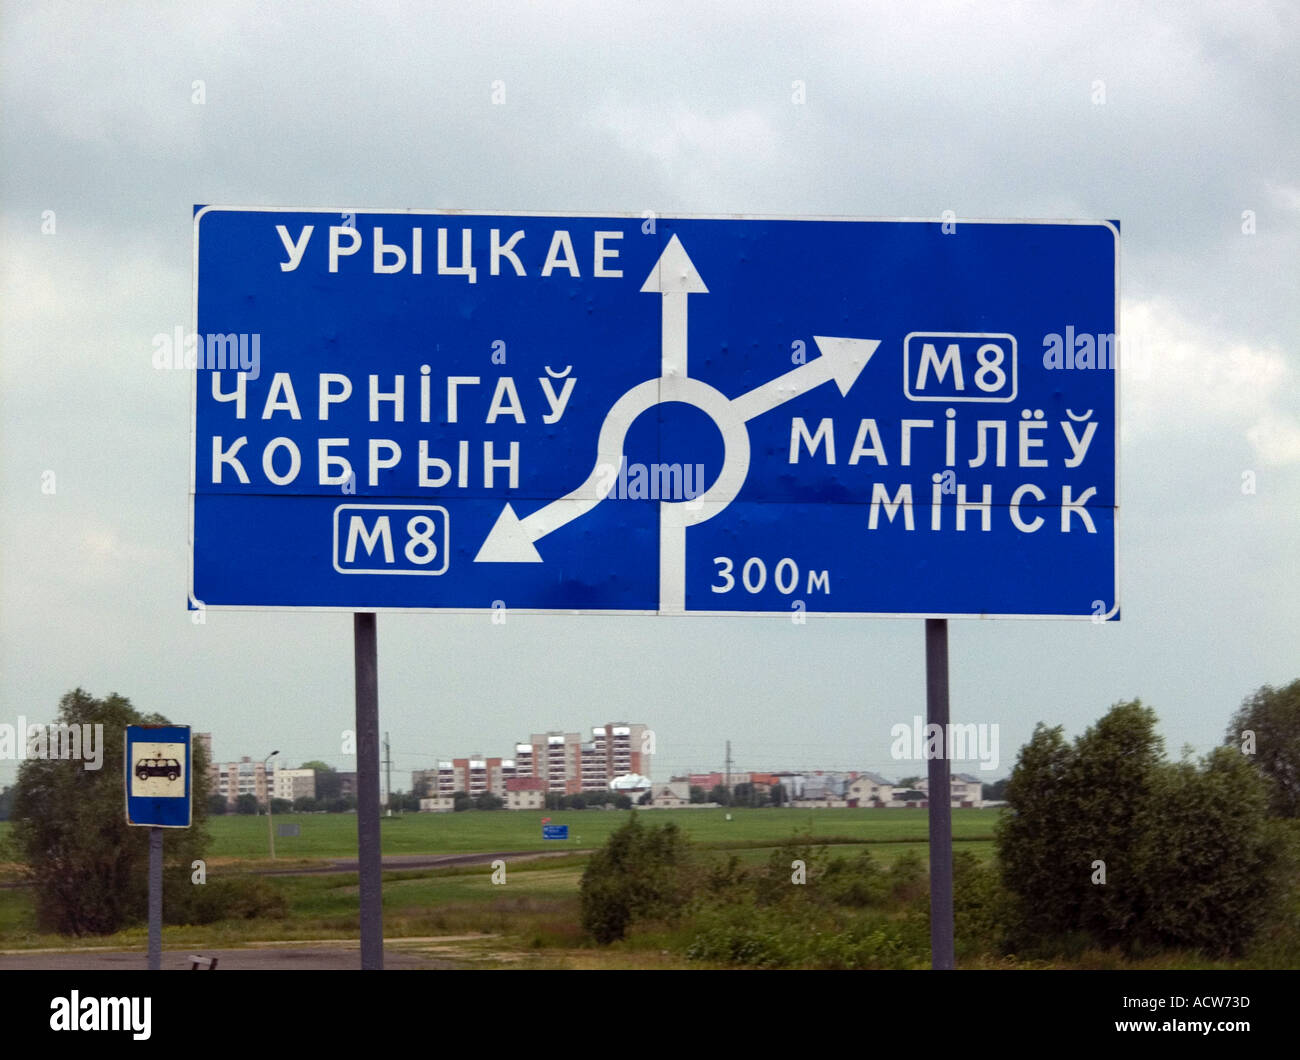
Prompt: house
<box><xmin>847</xmin><ymin>772</ymin><xmax>894</xmax><ymax>807</ymax></box>
<box><xmin>952</xmin><ymin>773</ymin><xmax>983</xmax><ymax>806</ymax></box>
<box><xmin>647</xmin><ymin>780</ymin><xmax>691</xmax><ymax>807</ymax></box>
<box><xmin>504</xmin><ymin>776</ymin><xmax>546</xmax><ymax>810</ymax></box>
<box><xmin>794</xmin><ymin>771</ymin><xmax>851</xmax><ymax>804</ymax></box>
<box><xmin>913</xmin><ymin>773</ymin><xmax>983</xmax><ymax>808</ymax></box>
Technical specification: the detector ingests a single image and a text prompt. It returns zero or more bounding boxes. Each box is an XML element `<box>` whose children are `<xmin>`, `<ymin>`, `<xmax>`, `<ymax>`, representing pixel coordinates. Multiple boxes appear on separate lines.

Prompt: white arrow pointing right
<box><xmin>728</xmin><ymin>335</ymin><xmax>880</xmax><ymax>422</ymax></box>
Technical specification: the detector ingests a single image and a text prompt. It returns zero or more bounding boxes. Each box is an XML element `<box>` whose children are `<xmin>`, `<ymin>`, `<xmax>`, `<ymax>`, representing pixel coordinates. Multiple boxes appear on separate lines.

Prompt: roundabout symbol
<box><xmin>474</xmin><ymin>234</ymin><xmax>879</xmax><ymax>612</ymax></box>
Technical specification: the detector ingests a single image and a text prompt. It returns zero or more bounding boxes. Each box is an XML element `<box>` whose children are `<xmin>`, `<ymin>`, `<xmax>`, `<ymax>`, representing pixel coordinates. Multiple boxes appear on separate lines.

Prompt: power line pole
<box><xmin>724</xmin><ymin>740</ymin><xmax>732</xmax><ymax>800</ymax></box>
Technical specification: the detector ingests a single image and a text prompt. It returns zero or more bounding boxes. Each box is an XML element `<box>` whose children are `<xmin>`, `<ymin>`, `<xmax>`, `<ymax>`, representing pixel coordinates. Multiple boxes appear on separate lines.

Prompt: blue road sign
<box><xmin>125</xmin><ymin>725</ymin><xmax>192</xmax><ymax>828</ymax></box>
<box><xmin>190</xmin><ymin>210</ymin><xmax>1117</xmax><ymax>618</ymax></box>
<box><xmin>542</xmin><ymin>824</ymin><xmax>569</xmax><ymax>840</ymax></box>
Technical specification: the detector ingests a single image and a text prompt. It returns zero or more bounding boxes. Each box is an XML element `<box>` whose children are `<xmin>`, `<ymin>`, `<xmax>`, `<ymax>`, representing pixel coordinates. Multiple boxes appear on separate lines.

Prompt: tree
<box><xmin>733</xmin><ymin>782</ymin><xmax>770</xmax><ymax>807</ymax></box>
<box><xmin>235</xmin><ymin>793</ymin><xmax>260</xmax><ymax>815</ymax></box>
<box><xmin>770</xmin><ymin>783</ymin><xmax>787</xmax><ymax>807</ymax></box>
<box><xmin>300</xmin><ymin>761</ymin><xmax>342</xmax><ymax>801</ymax></box>
<box><xmin>1225</xmin><ymin>679</ymin><xmax>1300</xmax><ymax>817</ymax></box>
<box><xmin>8</xmin><ymin>689</ymin><xmax>210</xmax><ymax>935</ymax></box>
<box><xmin>452</xmin><ymin>790</ymin><xmax>472</xmax><ymax>812</ymax></box>
<box><xmin>981</xmin><ymin>778</ymin><xmax>1009</xmax><ymax>802</ymax></box>
<box><xmin>473</xmin><ymin>792</ymin><xmax>504</xmax><ymax>811</ymax></box>
<box><xmin>270</xmin><ymin>797</ymin><xmax>293</xmax><ymax>815</ymax></box>
<box><xmin>579</xmin><ymin>813</ymin><xmax>692</xmax><ymax>944</ymax></box>
<box><xmin>708</xmin><ymin>784</ymin><xmax>731</xmax><ymax>806</ymax></box>
<box><xmin>207</xmin><ymin>794</ymin><xmax>228</xmax><ymax>815</ymax></box>
<box><xmin>0</xmin><ymin>784</ymin><xmax>17</xmax><ymax>821</ymax></box>
<box><xmin>998</xmin><ymin>699</ymin><xmax>1284</xmax><ymax>956</ymax></box>
<box><xmin>689</xmin><ymin>785</ymin><xmax>707</xmax><ymax>804</ymax></box>
<box><xmin>1138</xmin><ymin>746</ymin><xmax>1281</xmax><ymax>953</ymax></box>
<box><xmin>390</xmin><ymin>791</ymin><xmax>421</xmax><ymax>812</ymax></box>
<box><xmin>614</xmin><ymin>794</ymin><xmax>633</xmax><ymax>810</ymax></box>
<box><xmin>293</xmin><ymin>795</ymin><xmax>318</xmax><ymax>812</ymax></box>
<box><xmin>898</xmin><ymin>776</ymin><xmax>921</xmax><ymax>788</ymax></box>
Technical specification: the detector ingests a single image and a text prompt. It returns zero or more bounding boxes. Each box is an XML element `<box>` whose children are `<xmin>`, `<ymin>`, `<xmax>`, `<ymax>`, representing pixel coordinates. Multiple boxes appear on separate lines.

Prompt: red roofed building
<box><xmin>505</xmin><ymin>775</ymin><xmax>547</xmax><ymax>810</ymax></box>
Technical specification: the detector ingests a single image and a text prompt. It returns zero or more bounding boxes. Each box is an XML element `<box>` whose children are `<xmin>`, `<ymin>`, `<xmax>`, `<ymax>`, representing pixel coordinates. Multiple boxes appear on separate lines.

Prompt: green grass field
<box><xmin>0</xmin><ymin>809</ymin><xmax>1001</xmax><ymax>963</ymax></box>
<box><xmin>3</xmin><ymin>807</ymin><xmax>1295</xmax><ymax>969</ymax></box>
<box><xmin>0</xmin><ymin>808</ymin><xmax>999</xmax><ymax>954</ymax></box>
<box><xmin>190</xmin><ymin>806</ymin><xmax>1001</xmax><ymax>858</ymax></box>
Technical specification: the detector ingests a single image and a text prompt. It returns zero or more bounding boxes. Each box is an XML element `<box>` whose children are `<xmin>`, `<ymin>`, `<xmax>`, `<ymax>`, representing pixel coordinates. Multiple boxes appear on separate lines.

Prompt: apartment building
<box><xmin>413</xmin><ymin>721</ymin><xmax>653</xmax><ymax>803</ymax></box>
<box><xmin>210</xmin><ymin>756</ymin><xmax>277</xmax><ymax>807</ymax></box>
<box><xmin>427</xmin><ymin>756</ymin><xmax>519</xmax><ymax>799</ymax></box>
<box><xmin>274</xmin><ymin>768</ymin><xmax>316</xmax><ymax>802</ymax></box>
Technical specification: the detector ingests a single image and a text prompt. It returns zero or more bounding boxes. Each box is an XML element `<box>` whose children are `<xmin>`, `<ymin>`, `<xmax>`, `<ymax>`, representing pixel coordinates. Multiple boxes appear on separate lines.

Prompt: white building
<box><xmin>913</xmin><ymin>773</ymin><xmax>983</xmax><ymax>807</ymax></box>
<box><xmin>847</xmin><ymin>772</ymin><xmax>894</xmax><ymax>806</ymax></box>
<box><xmin>648</xmin><ymin>780</ymin><xmax>690</xmax><ymax>807</ymax></box>
<box><xmin>274</xmin><ymin>768</ymin><xmax>316</xmax><ymax>802</ymax></box>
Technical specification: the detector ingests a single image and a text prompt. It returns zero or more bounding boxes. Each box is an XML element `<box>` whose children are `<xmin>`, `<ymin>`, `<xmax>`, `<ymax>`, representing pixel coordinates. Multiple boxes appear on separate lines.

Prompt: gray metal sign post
<box><xmin>926</xmin><ymin>619</ymin><xmax>955</xmax><ymax>970</ymax></box>
<box><xmin>353</xmin><ymin>612</ymin><xmax>383</xmax><ymax>969</ymax></box>
<box><xmin>147</xmin><ymin>827</ymin><xmax>162</xmax><ymax>970</ymax></box>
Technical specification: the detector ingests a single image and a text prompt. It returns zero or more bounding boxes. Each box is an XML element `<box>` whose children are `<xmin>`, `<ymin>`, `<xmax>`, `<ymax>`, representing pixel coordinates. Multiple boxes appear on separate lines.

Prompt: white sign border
<box><xmin>188</xmin><ymin>209</ymin><xmax>1120</xmax><ymax>621</ymax></box>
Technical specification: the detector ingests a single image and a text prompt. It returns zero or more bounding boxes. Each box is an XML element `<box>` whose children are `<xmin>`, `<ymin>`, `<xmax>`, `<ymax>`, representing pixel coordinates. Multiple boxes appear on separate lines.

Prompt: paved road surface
<box><xmin>0</xmin><ymin>851</ymin><xmax>578</xmax><ymax>968</ymax></box>
<box><xmin>0</xmin><ymin>939</ymin><xmax>475</xmax><ymax>970</ymax></box>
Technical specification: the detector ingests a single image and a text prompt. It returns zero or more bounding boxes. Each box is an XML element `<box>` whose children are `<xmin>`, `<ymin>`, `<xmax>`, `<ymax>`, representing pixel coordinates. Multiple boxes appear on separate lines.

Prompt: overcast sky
<box><xmin>1</xmin><ymin>0</ymin><xmax>1297</xmax><ymax>790</ymax></box>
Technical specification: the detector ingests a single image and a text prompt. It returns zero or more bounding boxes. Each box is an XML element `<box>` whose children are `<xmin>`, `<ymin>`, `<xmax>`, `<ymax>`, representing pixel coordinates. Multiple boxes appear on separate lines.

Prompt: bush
<box><xmin>887</xmin><ymin>850</ymin><xmax>929</xmax><ymax>905</ymax></box>
<box><xmin>579</xmin><ymin>813</ymin><xmax>692</xmax><ymax>944</ymax></box>
<box><xmin>1137</xmin><ymin>747</ymin><xmax>1281</xmax><ymax>954</ymax></box>
<box><xmin>166</xmin><ymin>874</ymin><xmax>289</xmax><ymax>925</ymax></box>
<box><xmin>753</xmin><ymin>834</ymin><xmax>823</xmax><ymax>907</ymax></box>
<box><xmin>821</xmin><ymin>847</ymin><xmax>888</xmax><ymax>908</ymax></box>
<box><xmin>952</xmin><ymin>850</ymin><xmax>1012</xmax><ymax>958</ymax></box>
<box><xmin>685</xmin><ymin>903</ymin><xmax>928</xmax><ymax>969</ymax></box>
<box><xmin>998</xmin><ymin>700</ymin><xmax>1285</xmax><ymax>957</ymax></box>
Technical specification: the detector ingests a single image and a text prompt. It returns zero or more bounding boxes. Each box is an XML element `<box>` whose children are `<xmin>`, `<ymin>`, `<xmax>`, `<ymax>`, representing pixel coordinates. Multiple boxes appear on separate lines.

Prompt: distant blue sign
<box><xmin>191</xmin><ymin>210</ymin><xmax>1117</xmax><ymax>619</ymax></box>
<box><xmin>542</xmin><ymin>825</ymin><xmax>569</xmax><ymax>840</ymax></box>
<box><xmin>125</xmin><ymin>725</ymin><xmax>191</xmax><ymax>828</ymax></box>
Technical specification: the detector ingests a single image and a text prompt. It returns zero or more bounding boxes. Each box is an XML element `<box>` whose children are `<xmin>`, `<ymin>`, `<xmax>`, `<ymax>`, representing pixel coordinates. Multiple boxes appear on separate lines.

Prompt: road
<box><xmin>0</xmin><ymin>938</ymin><xmax>477</xmax><ymax>970</ymax></box>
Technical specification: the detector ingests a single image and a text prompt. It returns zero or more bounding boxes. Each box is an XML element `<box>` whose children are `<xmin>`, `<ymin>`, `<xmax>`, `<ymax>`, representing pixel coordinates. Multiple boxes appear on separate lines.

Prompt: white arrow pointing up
<box><xmin>640</xmin><ymin>234</ymin><xmax>707</xmax><ymax>378</ymax></box>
